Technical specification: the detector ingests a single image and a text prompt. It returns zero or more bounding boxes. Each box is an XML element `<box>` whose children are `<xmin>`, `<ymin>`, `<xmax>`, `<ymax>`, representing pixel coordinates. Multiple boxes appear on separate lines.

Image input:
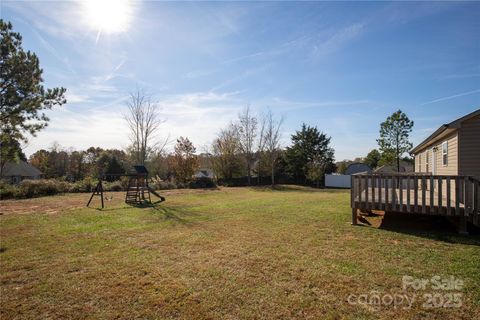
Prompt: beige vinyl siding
<box><xmin>414</xmin><ymin>132</ymin><xmax>458</xmax><ymax>175</ymax></box>
<box><xmin>458</xmin><ymin>114</ymin><xmax>480</xmax><ymax>176</ymax></box>
<box><xmin>415</xmin><ymin>149</ymin><xmax>429</xmax><ymax>173</ymax></box>
<box><xmin>432</xmin><ymin>133</ymin><xmax>458</xmax><ymax>175</ymax></box>
<box><xmin>415</xmin><ymin>154</ymin><xmax>421</xmax><ymax>172</ymax></box>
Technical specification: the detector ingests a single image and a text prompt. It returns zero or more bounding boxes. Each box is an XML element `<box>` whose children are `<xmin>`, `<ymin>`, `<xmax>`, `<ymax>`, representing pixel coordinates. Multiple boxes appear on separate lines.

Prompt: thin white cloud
<box><xmin>115</xmin><ymin>58</ymin><xmax>127</xmax><ymax>71</ymax></box>
<box><xmin>221</xmin><ymin>36</ymin><xmax>310</xmax><ymax>64</ymax></box>
<box><xmin>86</xmin><ymin>95</ymin><xmax>130</xmax><ymax>112</ymax></box>
<box><xmin>4</xmin><ymin>1</ymin><xmax>84</xmax><ymax>39</ymax></box>
<box><xmin>266</xmin><ymin>97</ymin><xmax>372</xmax><ymax>112</ymax></box>
<box><xmin>60</xmin><ymin>75</ymin><xmax>126</xmax><ymax>109</ymax></box>
<box><xmin>420</xmin><ymin>89</ymin><xmax>480</xmax><ymax>106</ymax></box>
<box><xmin>311</xmin><ymin>23</ymin><xmax>364</xmax><ymax>60</ymax></box>
<box><xmin>439</xmin><ymin>73</ymin><xmax>480</xmax><ymax>80</ymax></box>
<box><xmin>184</xmin><ymin>69</ymin><xmax>217</xmax><ymax>79</ymax></box>
<box><xmin>220</xmin><ymin>22</ymin><xmax>366</xmax><ymax>65</ymax></box>
<box><xmin>29</xmin><ymin>27</ymin><xmax>76</xmax><ymax>74</ymax></box>
<box><xmin>65</xmin><ymin>91</ymin><xmax>90</xmax><ymax>104</ymax></box>
<box><xmin>210</xmin><ymin>64</ymin><xmax>271</xmax><ymax>92</ymax></box>
<box><xmin>25</xmin><ymin>107</ymin><xmax>128</xmax><ymax>155</ymax></box>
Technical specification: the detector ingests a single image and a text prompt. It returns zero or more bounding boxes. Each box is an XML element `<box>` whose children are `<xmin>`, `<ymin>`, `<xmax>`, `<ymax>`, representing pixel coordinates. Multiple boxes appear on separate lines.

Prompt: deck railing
<box><xmin>351</xmin><ymin>173</ymin><xmax>480</xmax><ymax>231</ymax></box>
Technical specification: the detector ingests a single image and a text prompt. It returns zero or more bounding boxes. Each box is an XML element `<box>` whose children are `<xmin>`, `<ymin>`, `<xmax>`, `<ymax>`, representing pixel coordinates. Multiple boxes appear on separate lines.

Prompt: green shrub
<box><xmin>189</xmin><ymin>177</ymin><xmax>216</xmax><ymax>189</ymax></box>
<box><xmin>103</xmin><ymin>180</ymin><xmax>123</xmax><ymax>191</ymax></box>
<box><xmin>72</xmin><ymin>177</ymin><xmax>96</xmax><ymax>192</ymax></box>
<box><xmin>149</xmin><ymin>179</ymin><xmax>178</xmax><ymax>190</ymax></box>
<box><xmin>0</xmin><ymin>181</ymin><xmax>16</xmax><ymax>200</ymax></box>
<box><xmin>67</xmin><ymin>183</ymin><xmax>82</xmax><ymax>193</ymax></box>
<box><xmin>120</xmin><ymin>176</ymin><xmax>130</xmax><ymax>190</ymax></box>
<box><xmin>0</xmin><ymin>179</ymin><xmax>77</xmax><ymax>199</ymax></box>
<box><xmin>15</xmin><ymin>179</ymin><xmax>71</xmax><ymax>198</ymax></box>
<box><xmin>0</xmin><ymin>174</ymin><xmax>215</xmax><ymax>200</ymax></box>
<box><xmin>166</xmin><ymin>181</ymin><xmax>178</xmax><ymax>189</ymax></box>
<box><xmin>56</xmin><ymin>181</ymin><xmax>71</xmax><ymax>193</ymax></box>
<box><xmin>176</xmin><ymin>182</ymin><xmax>188</xmax><ymax>189</ymax></box>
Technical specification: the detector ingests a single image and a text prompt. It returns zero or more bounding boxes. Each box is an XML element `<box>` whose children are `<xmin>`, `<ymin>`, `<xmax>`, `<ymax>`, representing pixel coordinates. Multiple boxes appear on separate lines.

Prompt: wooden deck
<box><xmin>351</xmin><ymin>174</ymin><xmax>480</xmax><ymax>233</ymax></box>
<box><xmin>355</xmin><ymin>187</ymin><xmax>464</xmax><ymax>214</ymax></box>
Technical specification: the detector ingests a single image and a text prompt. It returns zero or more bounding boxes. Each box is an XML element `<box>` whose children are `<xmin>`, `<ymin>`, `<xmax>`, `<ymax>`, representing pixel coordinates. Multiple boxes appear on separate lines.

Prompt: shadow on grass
<box><xmin>91</xmin><ymin>202</ymin><xmax>195</xmax><ymax>225</ymax></box>
<box><xmin>92</xmin><ymin>197</ymin><xmax>165</xmax><ymax>211</ymax></box>
<box><xmin>94</xmin><ymin>206</ymin><xmax>131</xmax><ymax>212</ymax></box>
<box><xmin>249</xmin><ymin>185</ymin><xmax>321</xmax><ymax>193</ymax></box>
<box><xmin>370</xmin><ymin>212</ymin><xmax>480</xmax><ymax>246</ymax></box>
<box><xmin>151</xmin><ymin>206</ymin><xmax>193</xmax><ymax>224</ymax></box>
<box><xmin>133</xmin><ymin>202</ymin><xmax>197</xmax><ymax>225</ymax></box>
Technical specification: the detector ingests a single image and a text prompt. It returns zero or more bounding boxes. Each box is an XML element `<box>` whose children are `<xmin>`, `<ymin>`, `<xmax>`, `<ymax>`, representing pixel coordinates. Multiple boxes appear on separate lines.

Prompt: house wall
<box><xmin>458</xmin><ymin>114</ymin><xmax>480</xmax><ymax>177</ymax></box>
<box><xmin>414</xmin><ymin>132</ymin><xmax>458</xmax><ymax>175</ymax></box>
<box><xmin>415</xmin><ymin>154</ymin><xmax>421</xmax><ymax>172</ymax></box>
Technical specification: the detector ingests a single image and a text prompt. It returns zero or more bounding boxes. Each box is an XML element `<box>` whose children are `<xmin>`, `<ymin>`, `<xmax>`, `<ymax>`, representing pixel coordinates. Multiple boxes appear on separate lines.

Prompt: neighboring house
<box><xmin>193</xmin><ymin>168</ymin><xmax>215</xmax><ymax>179</ymax></box>
<box><xmin>374</xmin><ymin>161</ymin><xmax>414</xmax><ymax>174</ymax></box>
<box><xmin>411</xmin><ymin>109</ymin><xmax>480</xmax><ymax>177</ymax></box>
<box><xmin>1</xmin><ymin>161</ymin><xmax>43</xmax><ymax>184</ymax></box>
<box><xmin>345</xmin><ymin>163</ymin><xmax>372</xmax><ymax>175</ymax></box>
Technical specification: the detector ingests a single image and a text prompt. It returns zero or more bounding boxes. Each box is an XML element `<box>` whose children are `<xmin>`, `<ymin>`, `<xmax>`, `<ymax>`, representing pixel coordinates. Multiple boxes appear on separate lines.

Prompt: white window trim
<box><xmin>442</xmin><ymin>141</ymin><xmax>448</xmax><ymax>166</ymax></box>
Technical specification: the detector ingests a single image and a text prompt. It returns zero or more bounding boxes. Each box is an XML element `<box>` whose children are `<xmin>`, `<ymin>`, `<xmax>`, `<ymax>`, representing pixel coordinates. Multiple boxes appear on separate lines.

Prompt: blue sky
<box><xmin>2</xmin><ymin>1</ymin><xmax>479</xmax><ymax>160</ymax></box>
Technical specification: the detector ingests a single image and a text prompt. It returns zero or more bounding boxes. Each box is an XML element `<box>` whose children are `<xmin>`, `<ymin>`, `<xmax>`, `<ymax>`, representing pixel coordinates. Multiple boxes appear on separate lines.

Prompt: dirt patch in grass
<box><xmin>0</xmin><ymin>188</ymin><xmax>222</xmax><ymax>216</ymax></box>
<box><xmin>1</xmin><ymin>193</ymin><xmax>94</xmax><ymax>215</ymax></box>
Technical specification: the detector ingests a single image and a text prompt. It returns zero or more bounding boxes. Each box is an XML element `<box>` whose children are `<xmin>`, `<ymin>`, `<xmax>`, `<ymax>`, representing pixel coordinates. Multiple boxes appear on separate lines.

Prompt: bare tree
<box><xmin>263</xmin><ymin>110</ymin><xmax>283</xmax><ymax>186</ymax></box>
<box><xmin>124</xmin><ymin>89</ymin><xmax>167</xmax><ymax>164</ymax></box>
<box><xmin>211</xmin><ymin>123</ymin><xmax>241</xmax><ymax>180</ymax></box>
<box><xmin>237</xmin><ymin>105</ymin><xmax>257</xmax><ymax>185</ymax></box>
<box><xmin>256</xmin><ymin>114</ymin><xmax>267</xmax><ymax>184</ymax></box>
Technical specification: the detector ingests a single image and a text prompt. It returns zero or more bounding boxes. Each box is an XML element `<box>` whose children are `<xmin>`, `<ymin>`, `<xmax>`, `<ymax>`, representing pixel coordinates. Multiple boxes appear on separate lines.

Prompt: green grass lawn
<box><xmin>1</xmin><ymin>186</ymin><xmax>479</xmax><ymax>319</ymax></box>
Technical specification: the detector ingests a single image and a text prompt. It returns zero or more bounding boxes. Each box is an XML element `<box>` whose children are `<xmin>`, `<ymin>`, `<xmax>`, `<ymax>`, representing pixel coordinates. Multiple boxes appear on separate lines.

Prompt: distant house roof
<box><xmin>374</xmin><ymin>162</ymin><xmax>414</xmax><ymax>174</ymax></box>
<box><xmin>193</xmin><ymin>168</ymin><xmax>214</xmax><ymax>179</ymax></box>
<box><xmin>345</xmin><ymin>163</ymin><xmax>372</xmax><ymax>175</ymax></box>
<box><xmin>411</xmin><ymin>108</ymin><xmax>480</xmax><ymax>154</ymax></box>
<box><xmin>2</xmin><ymin>161</ymin><xmax>43</xmax><ymax>177</ymax></box>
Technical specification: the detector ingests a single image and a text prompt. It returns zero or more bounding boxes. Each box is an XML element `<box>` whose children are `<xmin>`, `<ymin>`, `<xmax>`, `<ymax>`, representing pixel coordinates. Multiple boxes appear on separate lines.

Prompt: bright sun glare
<box><xmin>82</xmin><ymin>0</ymin><xmax>134</xmax><ymax>37</ymax></box>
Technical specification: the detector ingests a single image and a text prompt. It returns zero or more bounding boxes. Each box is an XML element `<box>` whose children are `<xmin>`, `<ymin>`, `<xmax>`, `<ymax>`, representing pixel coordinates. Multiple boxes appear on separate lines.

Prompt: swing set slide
<box><xmin>148</xmin><ymin>187</ymin><xmax>166</xmax><ymax>202</ymax></box>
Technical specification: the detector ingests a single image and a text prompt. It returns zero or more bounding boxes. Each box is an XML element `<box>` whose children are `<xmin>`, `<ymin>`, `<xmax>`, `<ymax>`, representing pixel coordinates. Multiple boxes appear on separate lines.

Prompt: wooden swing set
<box><xmin>86</xmin><ymin>165</ymin><xmax>165</xmax><ymax>209</ymax></box>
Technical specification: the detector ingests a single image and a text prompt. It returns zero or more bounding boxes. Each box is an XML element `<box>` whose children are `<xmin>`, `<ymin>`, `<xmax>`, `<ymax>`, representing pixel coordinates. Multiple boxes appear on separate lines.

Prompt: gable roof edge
<box><xmin>411</xmin><ymin>108</ymin><xmax>480</xmax><ymax>154</ymax></box>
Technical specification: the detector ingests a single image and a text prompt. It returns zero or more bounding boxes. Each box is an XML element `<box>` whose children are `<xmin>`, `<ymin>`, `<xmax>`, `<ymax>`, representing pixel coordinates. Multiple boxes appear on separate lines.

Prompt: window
<box><xmin>418</xmin><ymin>154</ymin><xmax>422</xmax><ymax>171</ymax></box>
<box><xmin>442</xmin><ymin>141</ymin><xmax>448</xmax><ymax>166</ymax></box>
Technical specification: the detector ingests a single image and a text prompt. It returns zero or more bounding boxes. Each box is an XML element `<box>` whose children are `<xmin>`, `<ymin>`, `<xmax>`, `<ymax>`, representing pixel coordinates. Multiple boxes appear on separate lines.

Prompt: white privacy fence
<box><xmin>325</xmin><ymin>174</ymin><xmax>351</xmax><ymax>188</ymax></box>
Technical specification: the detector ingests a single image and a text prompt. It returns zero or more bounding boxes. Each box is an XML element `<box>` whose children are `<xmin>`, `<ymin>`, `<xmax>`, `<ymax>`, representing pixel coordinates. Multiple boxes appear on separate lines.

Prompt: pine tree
<box><xmin>0</xmin><ymin>20</ymin><xmax>66</xmax><ymax>174</ymax></box>
<box><xmin>285</xmin><ymin>124</ymin><xmax>335</xmax><ymax>184</ymax></box>
<box><xmin>377</xmin><ymin>110</ymin><xmax>414</xmax><ymax>172</ymax></box>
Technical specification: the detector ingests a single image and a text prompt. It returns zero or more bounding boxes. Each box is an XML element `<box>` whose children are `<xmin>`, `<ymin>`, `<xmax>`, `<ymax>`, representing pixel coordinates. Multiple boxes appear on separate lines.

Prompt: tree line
<box><xmin>24</xmin><ymin>105</ymin><xmax>415</xmax><ymax>186</ymax></box>
<box><xmin>210</xmin><ymin>106</ymin><xmax>336</xmax><ymax>186</ymax></box>
<box><xmin>24</xmin><ymin>102</ymin><xmax>337</xmax><ymax>188</ymax></box>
